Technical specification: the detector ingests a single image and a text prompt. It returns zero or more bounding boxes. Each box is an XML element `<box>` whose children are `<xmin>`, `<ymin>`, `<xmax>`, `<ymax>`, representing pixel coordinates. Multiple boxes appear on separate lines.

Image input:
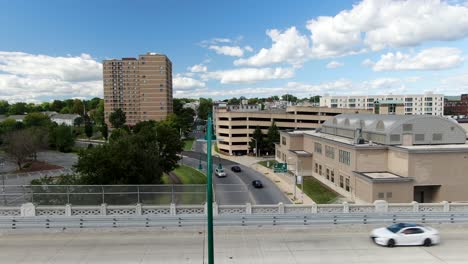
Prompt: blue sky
<box><xmin>0</xmin><ymin>0</ymin><xmax>468</xmax><ymax>102</ymax></box>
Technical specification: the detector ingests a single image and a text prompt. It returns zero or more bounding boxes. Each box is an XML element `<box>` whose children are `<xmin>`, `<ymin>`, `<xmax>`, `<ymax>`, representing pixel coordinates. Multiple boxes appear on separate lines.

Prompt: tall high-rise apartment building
<box><xmin>103</xmin><ymin>52</ymin><xmax>173</xmax><ymax>126</ymax></box>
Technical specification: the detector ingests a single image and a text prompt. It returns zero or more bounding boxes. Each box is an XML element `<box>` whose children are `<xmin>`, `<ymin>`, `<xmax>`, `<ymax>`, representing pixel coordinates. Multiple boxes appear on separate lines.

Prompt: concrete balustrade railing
<box><xmin>0</xmin><ymin>200</ymin><xmax>466</xmax><ymax>217</ymax></box>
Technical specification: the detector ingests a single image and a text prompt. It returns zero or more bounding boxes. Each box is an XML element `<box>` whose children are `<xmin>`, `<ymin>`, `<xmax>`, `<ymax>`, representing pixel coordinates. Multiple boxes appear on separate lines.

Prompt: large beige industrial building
<box><xmin>103</xmin><ymin>53</ymin><xmax>173</xmax><ymax>126</ymax></box>
<box><xmin>215</xmin><ymin>106</ymin><xmax>371</xmax><ymax>155</ymax></box>
<box><xmin>276</xmin><ymin>114</ymin><xmax>468</xmax><ymax>203</ymax></box>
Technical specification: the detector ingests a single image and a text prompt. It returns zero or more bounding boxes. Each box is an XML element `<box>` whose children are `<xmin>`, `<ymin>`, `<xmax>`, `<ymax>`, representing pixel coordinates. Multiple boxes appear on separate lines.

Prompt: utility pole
<box><xmin>206</xmin><ymin>113</ymin><xmax>214</xmax><ymax>264</ymax></box>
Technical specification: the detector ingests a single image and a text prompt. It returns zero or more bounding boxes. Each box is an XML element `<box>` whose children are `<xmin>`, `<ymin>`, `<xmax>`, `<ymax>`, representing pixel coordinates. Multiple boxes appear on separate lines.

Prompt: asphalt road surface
<box><xmin>2</xmin><ymin>225</ymin><xmax>468</xmax><ymax>263</ymax></box>
<box><xmin>181</xmin><ymin>155</ymin><xmax>290</xmax><ymax>205</ymax></box>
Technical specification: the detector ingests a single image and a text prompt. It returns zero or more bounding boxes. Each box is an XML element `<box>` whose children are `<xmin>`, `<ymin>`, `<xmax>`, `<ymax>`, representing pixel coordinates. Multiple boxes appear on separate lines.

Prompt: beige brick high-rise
<box><xmin>103</xmin><ymin>52</ymin><xmax>173</xmax><ymax>127</ymax></box>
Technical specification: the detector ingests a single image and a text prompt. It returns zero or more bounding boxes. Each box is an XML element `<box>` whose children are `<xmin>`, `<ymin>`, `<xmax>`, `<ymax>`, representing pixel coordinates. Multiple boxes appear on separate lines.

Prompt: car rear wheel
<box><xmin>423</xmin><ymin>238</ymin><xmax>432</xmax><ymax>247</ymax></box>
<box><xmin>387</xmin><ymin>239</ymin><xmax>395</xmax><ymax>248</ymax></box>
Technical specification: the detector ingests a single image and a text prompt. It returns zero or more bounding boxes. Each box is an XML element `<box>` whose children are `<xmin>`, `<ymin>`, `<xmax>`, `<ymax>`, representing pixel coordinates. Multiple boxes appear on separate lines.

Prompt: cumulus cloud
<box><xmin>201</xmin><ymin>67</ymin><xmax>294</xmax><ymax>84</ymax></box>
<box><xmin>369</xmin><ymin>47</ymin><xmax>463</xmax><ymax>71</ymax></box>
<box><xmin>244</xmin><ymin>46</ymin><xmax>254</xmax><ymax>52</ymax></box>
<box><xmin>187</xmin><ymin>64</ymin><xmax>208</xmax><ymax>73</ymax></box>
<box><xmin>438</xmin><ymin>71</ymin><xmax>468</xmax><ymax>94</ymax></box>
<box><xmin>326</xmin><ymin>61</ymin><xmax>344</xmax><ymax>69</ymax></box>
<box><xmin>208</xmin><ymin>45</ymin><xmax>244</xmax><ymax>57</ymax></box>
<box><xmin>173</xmin><ymin>75</ymin><xmax>206</xmax><ymax>90</ymax></box>
<box><xmin>238</xmin><ymin>0</ymin><xmax>468</xmax><ymax>67</ymax></box>
<box><xmin>234</xmin><ymin>27</ymin><xmax>311</xmax><ymax>67</ymax></box>
<box><xmin>173</xmin><ymin>77</ymin><xmax>409</xmax><ymax>99</ymax></box>
<box><xmin>0</xmin><ymin>51</ymin><xmax>102</xmax><ymax>102</ymax></box>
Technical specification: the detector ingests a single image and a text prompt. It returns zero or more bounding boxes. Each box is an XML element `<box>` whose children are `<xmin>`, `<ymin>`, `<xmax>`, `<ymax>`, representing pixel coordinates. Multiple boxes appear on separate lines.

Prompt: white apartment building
<box><xmin>320</xmin><ymin>93</ymin><xmax>444</xmax><ymax>116</ymax></box>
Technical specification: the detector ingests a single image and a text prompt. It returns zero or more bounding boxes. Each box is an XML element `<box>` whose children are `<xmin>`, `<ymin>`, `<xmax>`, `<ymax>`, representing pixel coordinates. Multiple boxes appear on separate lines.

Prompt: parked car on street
<box><xmin>252</xmin><ymin>180</ymin><xmax>263</xmax><ymax>188</ymax></box>
<box><xmin>231</xmin><ymin>165</ymin><xmax>241</xmax><ymax>172</ymax></box>
<box><xmin>370</xmin><ymin>223</ymin><xmax>440</xmax><ymax>247</ymax></box>
<box><xmin>214</xmin><ymin>167</ymin><xmax>227</xmax><ymax>177</ymax></box>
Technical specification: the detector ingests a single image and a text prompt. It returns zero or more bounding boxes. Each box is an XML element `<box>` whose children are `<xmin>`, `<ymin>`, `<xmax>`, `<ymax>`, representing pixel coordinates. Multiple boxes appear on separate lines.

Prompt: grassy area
<box><xmin>299</xmin><ymin>177</ymin><xmax>338</xmax><ymax>204</ymax></box>
<box><xmin>183</xmin><ymin>138</ymin><xmax>195</xmax><ymax>151</ymax></box>
<box><xmin>172</xmin><ymin>165</ymin><xmax>206</xmax><ymax>184</ymax></box>
<box><xmin>258</xmin><ymin>160</ymin><xmax>278</xmax><ymax>169</ymax></box>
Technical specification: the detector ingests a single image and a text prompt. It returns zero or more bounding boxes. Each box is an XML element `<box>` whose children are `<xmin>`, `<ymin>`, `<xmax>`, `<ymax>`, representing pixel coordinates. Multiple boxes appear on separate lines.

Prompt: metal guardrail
<box><xmin>1</xmin><ymin>212</ymin><xmax>468</xmax><ymax>229</ymax></box>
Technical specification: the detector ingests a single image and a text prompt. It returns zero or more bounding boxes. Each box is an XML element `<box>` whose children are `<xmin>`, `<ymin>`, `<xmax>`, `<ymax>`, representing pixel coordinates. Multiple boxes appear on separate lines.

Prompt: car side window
<box><xmin>402</xmin><ymin>228</ymin><xmax>424</xmax><ymax>235</ymax></box>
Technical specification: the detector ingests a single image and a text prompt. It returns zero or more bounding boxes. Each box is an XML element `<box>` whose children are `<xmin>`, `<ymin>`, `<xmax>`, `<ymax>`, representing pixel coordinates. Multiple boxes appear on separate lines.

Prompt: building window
<box><xmin>415</xmin><ymin>134</ymin><xmax>425</xmax><ymax>141</ymax></box>
<box><xmin>386</xmin><ymin>192</ymin><xmax>393</xmax><ymax>199</ymax></box>
<box><xmin>319</xmin><ymin>165</ymin><xmax>322</xmax><ymax>176</ymax></box>
<box><xmin>282</xmin><ymin>136</ymin><xmax>286</xmax><ymax>145</ymax></box>
<box><xmin>276</xmin><ymin>150</ymin><xmax>281</xmax><ymax>158</ymax></box>
<box><xmin>326</xmin><ymin>168</ymin><xmax>330</xmax><ymax>180</ymax></box>
<box><xmin>432</xmin><ymin>133</ymin><xmax>443</xmax><ymax>141</ymax></box>
<box><xmin>345</xmin><ymin>178</ymin><xmax>350</xmax><ymax>192</ymax></box>
<box><xmin>378</xmin><ymin>192</ymin><xmax>385</xmax><ymax>199</ymax></box>
<box><xmin>314</xmin><ymin>142</ymin><xmax>322</xmax><ymax>154</ymax></box>
<box><xmin>402</xmin><ymin>124</ymin><xmax>413</xmax><ymax>132</ymax></box>
<box><xmin>331</xmin><ymin>170</ymin><xmax>335</xmax><ymax>183</ymax></box>
<box><xmin>315</xmin><ymin>163</ymin><xmax>318</xmax><ymax>173</ymax></box>
<box><xmin>390</xmin><ymin>134</ymin><xmax>400</xmax><ymax>142</ymax></box>
<box><xmin>340</xmin><ymin>175</ymin><xmax>344</xmax><ymax>188</ymax></box>
<box><xmin>338</xmin><ymin>150</ymin><xmax>350</xmax><ymax>165</ymax></box>
<box><xmin>325</xmin><ymin>145</ymin><xmax>335</xmax><ymax>159</ymax></box>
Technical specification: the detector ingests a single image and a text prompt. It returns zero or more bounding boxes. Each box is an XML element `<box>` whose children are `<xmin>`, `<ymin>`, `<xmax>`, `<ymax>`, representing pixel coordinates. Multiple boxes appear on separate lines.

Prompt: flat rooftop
<box><xmin>362</xmin><ymin>172</ymin><xmax>402</xmax><ymax>179</ymax></box>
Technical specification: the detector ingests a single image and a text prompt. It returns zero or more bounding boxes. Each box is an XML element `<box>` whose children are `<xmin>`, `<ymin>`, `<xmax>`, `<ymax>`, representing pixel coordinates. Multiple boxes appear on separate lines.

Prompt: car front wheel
<box><xmin>387</xmin><ymin>239</ymin><xmax>395</xmax><ymax>248</ymax></box>
<box><xmin>423</xmin><ymin>238</ymin><xmax>432</xmax><ymax>247</ymax></box>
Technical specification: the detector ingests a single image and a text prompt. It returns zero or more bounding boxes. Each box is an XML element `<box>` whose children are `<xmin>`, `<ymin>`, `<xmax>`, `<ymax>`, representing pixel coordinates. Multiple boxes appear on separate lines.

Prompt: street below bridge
<box><xmin>181</xmin><ymin>153</ymin><xmax>290</xmax><ymax>205</ymax></box>
<box><xmin>1</xmin><ymin>225</ymin><xmax>468</xmax><ymax>263</ymax></box>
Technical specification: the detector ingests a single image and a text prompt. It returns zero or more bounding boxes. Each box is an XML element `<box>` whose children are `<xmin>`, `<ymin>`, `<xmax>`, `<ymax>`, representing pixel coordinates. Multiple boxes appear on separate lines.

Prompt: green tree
<box><xmin>197</xmin><ymin>98</ymin><xmax>213</xmax><ymax>120</ymax></box>
<box><xmin>8</xmin><ymin>102</ymin><xmax>28</xmax><ymax>115</ymax></box>
<box><xmin>228</xmin><ymin>97</ymin><xmax>240</xmax><ymax>105</ymax></box>
<box><xmin>90</xmin><ymin>100</ymin><xmax>104</xmax><ymax>125</ymax></box>
<box><xmin>71</xmin><ymin>99</ymin><xmax>84</xmax><ymax>115</ymax></box>
<box><xmin>74</xmin><ymin>116</ymin><xmax>83</xmax><ymax>127</ymax></box>
<box><xmin>84</xmin><ymin>122</ymin><xmax>93</xmax><ymax>140</ymax></box>
<box><xmin>27</xmin><ymin>127</ymin><xmax>49</xmax><ymax>160</ymax></box>
<box><xmin>0</xmin><ymin>100</ymin><xmax>9</xmax><ymax>114</ymax></box>
<box><xmin>109</xmin><ymin>108</ymin><xmax>126</xmax><ymax>128</ymax></box>
<box><xmin>249</xmin><ymin>126</ymin><xmax>265</xmax><ymax>156</ymax></box>
<box><xmin>154</xmin><ymin>123</ymin><xmax>183</xmax><ymax>172</ymax></box>
<box><xmin>54</xmin><ymin>124</ymin><xmax>75</xmax><ymax>152</ymax></box>
<box><xmin>266</xmin><ymin>121</ymin><xmax>280</xmax><ymax>155</ymax></box>
<box><xmin>51</xmin><ymin>100</ymin><xmax>65</xmax><ymax>112</ymax></box>
<box><xmin>23</xmin><ymin>112</ymin><xmax>51</xmax><ymax>127</ymax></box>
<box><xmin>101</xmin><ymin>123</ymin><xmax>108</xmax><ymax>141</ymax></box>
<box><xmin>281</xmin><ymin>94</ymin><xmax>298</xmax><ymax>102</ymax></box>
<box><xmin>133</xmin><ymin>120</ymin><xmax>157</xmax><ymax>134</ymax></box>
<box><xmin>60</xmin><ymin>107</ymin><xmax>71</xmax><ymax>114</ymax></box>
<box><xmin>108</xmin><ymin>128</ymin><xmax>128</xmax><ymax>143</ymax></box>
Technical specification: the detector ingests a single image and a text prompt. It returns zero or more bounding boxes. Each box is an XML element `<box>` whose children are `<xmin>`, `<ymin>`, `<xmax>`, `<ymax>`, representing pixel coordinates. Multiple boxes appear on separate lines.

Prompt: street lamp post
<box><xmin>206</xmin><ymin>113</ymin><xmax>214</xmax><ymax>264</ymax></box>
<box><xmin>252</xmin><ymin>138</ymin><xmax>258</xmax><ymax>158</ymax></box>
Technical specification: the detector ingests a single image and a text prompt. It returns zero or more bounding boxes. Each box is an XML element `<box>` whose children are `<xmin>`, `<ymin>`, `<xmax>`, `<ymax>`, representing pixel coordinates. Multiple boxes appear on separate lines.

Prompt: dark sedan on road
<box><xmin>252</xmin><ymin>180</ymin><xmax>263</xmax><ymax>188</ymax></box>
<box><xmin>231</xmin><ymin>165</ymin><xmax>242</xmax><ymax>172</ymax></box>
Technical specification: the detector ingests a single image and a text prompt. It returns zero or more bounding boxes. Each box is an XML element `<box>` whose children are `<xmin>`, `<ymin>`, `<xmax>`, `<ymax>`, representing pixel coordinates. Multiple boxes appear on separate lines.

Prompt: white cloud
<box><xmin>0</xmin><ymin>51</ymin><xmax>102</xmax><ymax>102</ymax></box>
<box><xmin>308</xmin><ymin>0</ymin><xmax>468</xmax><ymax>53</ymax></box>
<box><xmin>361</xmin><ymin>59</ymin><xmax>374</xmax><ymax>67</ymax></box>
<box><xmin>201</xmin><ymin>67</ymin><xmax>294</xmax><ymax>84</ymax></box>
<box><xmin>173</xmin><ymin>75</ymin><xmax>206</xmax><ymax>90</ymax></box>
<box><xmin>187</xmin><ymin>64</ymin><xmax>208</xmax><ymax>73</ymax></box>
<box><xmin>438</xmin><ymin>71</ymin><xmax>468</xmax><ymax>94</ymax></box>
<box><xmin>244</xmin><ymin>46</ymin><xmax>254</xmax><ymax>52</ymax></box>
<box><xmin>208</xmin><ymin>45</ymin><xmax>244</xmax><ymax>57</ymax></box>
<box><xmin>234</xmin><ymin>27</ymin><xmax>311</xmax><ymax>67</ymax></box>
<box><xmin>370</xmin><ymin>47</ymin><xmax>463</xmax><ymax>71</ymax></box>
<box><xmin>173</xmin><ymin>77</ymin><xmax>409</xmax><ymax>99</ymax></box>
<box><xmin>326</xmin><ymin>61</ymin><xmax>344</xmax><ymax>69</ymax></box>
<box><xmin>239</xmin><ymin>0</ymin><xmax>468</xmax><ymax>66</ymax></box>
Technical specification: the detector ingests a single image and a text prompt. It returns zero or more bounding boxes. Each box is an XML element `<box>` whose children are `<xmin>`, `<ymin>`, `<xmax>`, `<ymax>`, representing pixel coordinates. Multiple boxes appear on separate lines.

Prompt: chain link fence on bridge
<box><xmin>0</xmin><ymin>185</ymin><xmax>208</xmax><ymax>206</ymax></box>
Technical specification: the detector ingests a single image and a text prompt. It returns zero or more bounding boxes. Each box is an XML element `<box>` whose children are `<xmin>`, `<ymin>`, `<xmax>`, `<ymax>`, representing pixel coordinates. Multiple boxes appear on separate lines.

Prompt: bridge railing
<box><xmin>1</xmin><ymin>200</ymin><xmax>468</xmax><ymax>217</ymax></box>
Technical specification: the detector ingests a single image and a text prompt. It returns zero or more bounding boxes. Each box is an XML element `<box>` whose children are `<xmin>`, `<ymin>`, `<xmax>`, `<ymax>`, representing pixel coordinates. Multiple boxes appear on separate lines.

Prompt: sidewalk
<box><xmin>213</xmin><ymin>145</ymin><xmax>315</xmax><ymax>204</ymax></box>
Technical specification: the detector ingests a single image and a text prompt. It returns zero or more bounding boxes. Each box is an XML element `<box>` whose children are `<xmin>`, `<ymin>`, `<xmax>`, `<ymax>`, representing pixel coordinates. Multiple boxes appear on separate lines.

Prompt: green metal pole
<box><xmin>206</xmin><ymin>113</ymin><xmax>214</xmax><ymax>264</ymax></box>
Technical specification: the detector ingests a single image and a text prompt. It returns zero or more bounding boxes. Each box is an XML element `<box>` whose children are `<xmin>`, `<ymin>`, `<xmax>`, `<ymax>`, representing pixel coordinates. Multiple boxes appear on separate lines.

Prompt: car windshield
<box><xmin>217</xmin><ymin>169</ymin><xmax>224</xmax><ymax>173</ymax></box>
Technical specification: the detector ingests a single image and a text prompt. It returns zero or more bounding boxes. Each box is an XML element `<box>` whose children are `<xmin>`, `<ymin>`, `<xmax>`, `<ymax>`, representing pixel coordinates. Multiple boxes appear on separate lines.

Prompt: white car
<box><xmin>214</xmin><ymin>168</ymin><xmax>227</xmax><ymax>177</ymax></box>
<box><xmin>371</xmin><ymin>223</ymin><xmax>440</xmax><ymax>247</ymax></box>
